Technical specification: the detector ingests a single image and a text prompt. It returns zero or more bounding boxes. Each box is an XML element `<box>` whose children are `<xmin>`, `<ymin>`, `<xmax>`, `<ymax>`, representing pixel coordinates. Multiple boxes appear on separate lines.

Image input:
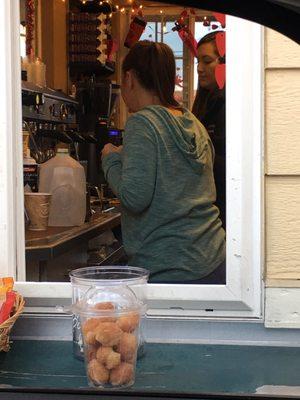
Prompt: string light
<box><xmin>109</xmin><ymin>12</ymin><xmax>113</xmax><ymax>17</ymax></box>
<box><xmin>120</xmin><ymin>7</ymin><xmax>125</xmax><ymax>12</ymax></box>
<box><xmin>115</xmin><ymin>4</ymin><xmax>119</xmax><ymax>9</ymax></box>
<box><xmin>99</xmin><ymin>1</ymin><xmax>103</xmax><ymax>4</ymax></box>
<box><xmin>160</xmin><ymin>10</ymin><xmax>163</xmax><ymax>14</ymax></box>
<box><xmin>203</xmin><ymin>16</ymin><xmax>210</xmax><ymax>27</ymax></box>
<box><xmin>139</xmin><ymin>4</ymin><xmax>143</xmax><ymax>8</ymax></box>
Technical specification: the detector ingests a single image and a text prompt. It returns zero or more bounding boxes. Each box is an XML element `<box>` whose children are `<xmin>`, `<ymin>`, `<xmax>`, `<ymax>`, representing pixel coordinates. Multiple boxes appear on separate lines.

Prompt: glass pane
<box><xmin>140</xmin><ymin>22</ymin><xmax>156</xmax><ymax>41</ymax></box>
<box><xmin>20</xmin><ymin>4</ymin><xmax>227</xmax><ymax>286</ymax></box>
<box><xmin>20</xmin><ymin>24</ymin><xmax>26</xmax><ymax>58</ymax></box>
<box><xmin>175</xmin><ymin>58</ymin><xmax>183</xmax><ymax>103</ymax></box>
<box><xmin>163</xmin><ymin>21</ymin><xmax>183</xmax><ymax>57</ymax></box>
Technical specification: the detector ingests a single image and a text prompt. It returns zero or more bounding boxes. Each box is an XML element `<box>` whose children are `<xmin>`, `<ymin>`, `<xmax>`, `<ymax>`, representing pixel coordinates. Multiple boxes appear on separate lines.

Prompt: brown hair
<box><xmin>122</xmin><ymin>40</ymin><xmax>180</xmax><ymax>108</ymax></box>
<box><xmin>197</xmin><ymin>31</ymin><xmax>219</xmax><ymax>49</ymax></box>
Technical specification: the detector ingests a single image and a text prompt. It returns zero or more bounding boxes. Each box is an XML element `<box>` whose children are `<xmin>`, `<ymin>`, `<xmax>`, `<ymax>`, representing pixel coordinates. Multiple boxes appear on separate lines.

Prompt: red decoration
<box><xmin>178</xmin><ymin>27</ymin><xmax>198</xmax><ymax>57</ymax></box>
<box><xmin>107</xmin><ymin>38</ymin><xmax>119</xmax><ymax>62</ymax></box>
<box><xmin>213</xmin><ymin>12</ymin><xmax>226</xmax><ymax>28</ymax></box>
<box><xmin>216</xmin><ymin>32</ymin><xmax>226</xmax><ymax>57</ymax></box>
<box><xmin>124</xmin><ymin>16</ymin><xmax>147</xmax><ymax>48</ymax></box>
<box><xmin>210</xmin><ymin>17</ymin><xmax>226</xmax><ymax>89</ymax></box>
<box><xmin>215</xmin><ymin>64</ymin><xmax>226</xmax><ymax>90</ymax></box>
<box><xmin>180</xmin><ymin>10</ymin><xmax>188</xmax><ymax>19</ymax></box>
<box><xmin>25</xmin><ymin>0</ymin><xmax>35</xmax><ymax>56</ymax></box>
<box><xmin>0</xmin><ymin>291</ymin><xmax>16</xmax><ymax>324</ymax></box>
<box><xmin>173</xmin><ymin>11</ymin><xmax>198</xmax><ymax>58</ymax></box>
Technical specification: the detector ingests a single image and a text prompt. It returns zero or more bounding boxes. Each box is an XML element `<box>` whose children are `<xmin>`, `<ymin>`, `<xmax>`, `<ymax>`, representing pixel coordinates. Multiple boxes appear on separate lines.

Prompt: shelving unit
<box><xmin>68</xmin><ymin>1</ymin><xmax>116</xmax><ymax>80</ymax></box>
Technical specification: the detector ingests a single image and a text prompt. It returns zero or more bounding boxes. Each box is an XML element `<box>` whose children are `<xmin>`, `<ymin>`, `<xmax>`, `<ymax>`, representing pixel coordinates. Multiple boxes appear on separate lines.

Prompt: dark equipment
<box><xmin>22</xmin><ymin>81</ymin><xmax>80</xmax><ymax>164</ymax></box>
<box><xmin>76</xmin><ymin>80</ymin><xmax>122</xmax><ymax>186</ymax></box>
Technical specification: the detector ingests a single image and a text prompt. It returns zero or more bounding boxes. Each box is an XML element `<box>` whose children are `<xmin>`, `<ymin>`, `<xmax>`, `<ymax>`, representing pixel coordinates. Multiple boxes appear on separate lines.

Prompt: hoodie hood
<box><xmin>139</xmin><ymin>105</ymin><xmax>211</xmax><ymax>173</ymax></box>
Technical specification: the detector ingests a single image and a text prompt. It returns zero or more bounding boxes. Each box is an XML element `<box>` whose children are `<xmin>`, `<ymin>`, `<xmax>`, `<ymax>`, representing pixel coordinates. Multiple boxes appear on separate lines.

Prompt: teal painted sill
<box><xmin>0</xmin><ymin>340</ymin><xmax>300</xmax><ymax>398</ymax></box>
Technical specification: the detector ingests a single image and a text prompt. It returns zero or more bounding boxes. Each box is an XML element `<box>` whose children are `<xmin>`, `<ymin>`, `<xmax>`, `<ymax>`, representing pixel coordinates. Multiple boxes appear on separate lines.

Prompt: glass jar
<box><xmin>72</xmin><ymin>285</ymin><xmax>145</xmax><ymax>389</ymax></box>
<box><xmin>69</xmin><ymin>266</ymin><xmax>149</xmax><ymax>360</ymax></box>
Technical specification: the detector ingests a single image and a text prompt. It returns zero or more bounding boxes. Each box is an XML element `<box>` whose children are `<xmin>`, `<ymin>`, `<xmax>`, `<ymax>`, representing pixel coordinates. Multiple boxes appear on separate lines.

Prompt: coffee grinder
<box><xmin>76</xmin><ymin>79</ymin><xmax>122</xmax><ymax>187</ymax></box>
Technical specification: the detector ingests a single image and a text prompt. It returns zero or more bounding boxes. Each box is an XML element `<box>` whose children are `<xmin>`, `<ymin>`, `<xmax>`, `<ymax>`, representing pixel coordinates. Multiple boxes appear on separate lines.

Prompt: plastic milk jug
<box><xmin>39</xmin><ymin>148</ymin><xmax>86</xmax><ymax>226</ymax></box>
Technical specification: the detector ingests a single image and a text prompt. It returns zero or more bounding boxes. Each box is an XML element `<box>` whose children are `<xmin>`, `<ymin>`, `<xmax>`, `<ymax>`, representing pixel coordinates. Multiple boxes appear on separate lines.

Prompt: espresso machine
<box><xmin>22</xmin><ymin>82</ymin><xmax>87</xmax><ymax>194</ymax></box>
<box><xmin>21</xmin><ymin>81</ymin><xmax>85</xmax><ymax>161</ymax></box>
<box><xmin>76</xmin><ymin>79</ymin><xmax>122</xmax><ymax>187</ymax></box>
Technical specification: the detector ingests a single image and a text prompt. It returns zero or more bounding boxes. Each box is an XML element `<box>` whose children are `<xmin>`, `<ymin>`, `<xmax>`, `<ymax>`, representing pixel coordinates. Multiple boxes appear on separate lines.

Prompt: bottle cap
<box><xmin>57</xmin><ymin>148</ymin><xmax>69</xmax><ymax>154</ymax></box>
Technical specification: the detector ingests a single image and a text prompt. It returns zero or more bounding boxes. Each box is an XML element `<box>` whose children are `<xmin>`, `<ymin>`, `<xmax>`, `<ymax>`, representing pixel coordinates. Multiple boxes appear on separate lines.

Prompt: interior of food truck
<box><xmin>20</xmin><ymin>0</ymin><xmax>228</xmax><ymax>284</ymax></box>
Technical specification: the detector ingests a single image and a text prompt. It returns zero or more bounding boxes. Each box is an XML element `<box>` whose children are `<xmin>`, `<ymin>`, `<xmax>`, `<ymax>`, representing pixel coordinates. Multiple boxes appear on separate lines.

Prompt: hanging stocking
<box><xmin>178</xmin><ymin>27</ymin><xmax>198</xmax><ymax>57</ymax></box>
<box><xmin>173</xmin><ymin>11</ymin><xmax>198</xmax><ymax>58</ymax></box>
<box><xmin>124</xmin><ymin>17</ymin><xmax>147</xmax><ymax>48</ymax></box>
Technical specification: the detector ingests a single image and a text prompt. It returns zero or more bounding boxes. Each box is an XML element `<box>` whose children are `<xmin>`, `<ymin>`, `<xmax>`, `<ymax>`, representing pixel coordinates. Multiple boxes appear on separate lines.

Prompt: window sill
<box><xmin>1</xmin><ymin>338</ymin><xmax>300</xmax><ymax>399</ymax></box>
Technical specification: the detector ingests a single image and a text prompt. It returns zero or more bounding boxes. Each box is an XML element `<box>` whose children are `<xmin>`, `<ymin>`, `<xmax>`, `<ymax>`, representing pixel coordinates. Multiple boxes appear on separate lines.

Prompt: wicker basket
<box><xmin>0</xmin><ymin>292</ymin><xmax>25</xmax><ymax>352</ymax></box>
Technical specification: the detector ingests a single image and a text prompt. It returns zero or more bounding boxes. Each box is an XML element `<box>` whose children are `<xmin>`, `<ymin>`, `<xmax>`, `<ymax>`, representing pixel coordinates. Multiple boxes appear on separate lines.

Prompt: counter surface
<box><xmin>26</xmin><ymin>211</ymin><xmax>121</xmax><ymax>253</ymax></box>
<box><xmin>25</xmin><ymin>212</ymin><xmax>121</xmax><ymax>261</ymax></box>
<box><xmin>25</xmin><ymin>211</ymin><xmax>121</xmax><ymax>281</ymax></box>
<box><xmin>0</xmin><ymin>340</ymin><xmax>300</xmax><ymax>399</ymax></box>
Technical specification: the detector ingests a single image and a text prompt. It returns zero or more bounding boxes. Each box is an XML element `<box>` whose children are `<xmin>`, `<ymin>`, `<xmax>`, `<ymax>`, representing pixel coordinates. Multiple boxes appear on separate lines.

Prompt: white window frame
<box><xmin>1</xmin><ymin>0</ymin><xmax>263</xmax><ymax>320</ymax></box>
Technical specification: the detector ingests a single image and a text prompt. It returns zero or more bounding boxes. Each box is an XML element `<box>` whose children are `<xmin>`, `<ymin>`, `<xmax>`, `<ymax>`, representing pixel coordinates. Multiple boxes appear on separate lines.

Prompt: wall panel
<box><xmin>265</xmin><ymin>28</ymin><xmax>300</xmax><ymax>69</ymax></box>
<box><xmin>265</xmin><ymin>69</ymin><xmax>300</xmax><ymax>175</ymax></box>
<box><xmin>266</xmin><ymin>176</ymin><xmax>300</xmax><ymax>280</ymax></box>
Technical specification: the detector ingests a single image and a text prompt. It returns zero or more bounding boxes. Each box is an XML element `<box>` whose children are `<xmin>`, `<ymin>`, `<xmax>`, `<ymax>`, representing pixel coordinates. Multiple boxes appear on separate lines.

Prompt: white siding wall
<box><xmin>264</xmin><ymin>29</ymin><xmax>300</xmax><ymax>327</ymax></box>
<box><xmin>265</xmin><ymin>29</ymin><xmax>300</xmax><ymax>285</ymax></box>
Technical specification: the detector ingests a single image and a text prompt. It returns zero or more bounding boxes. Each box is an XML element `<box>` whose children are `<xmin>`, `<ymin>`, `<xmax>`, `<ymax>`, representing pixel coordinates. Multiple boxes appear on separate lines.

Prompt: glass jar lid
<box><xmin>72</xmin><ymin>285</ymin><xmax>145</xmax><ymax>317</ymax></box>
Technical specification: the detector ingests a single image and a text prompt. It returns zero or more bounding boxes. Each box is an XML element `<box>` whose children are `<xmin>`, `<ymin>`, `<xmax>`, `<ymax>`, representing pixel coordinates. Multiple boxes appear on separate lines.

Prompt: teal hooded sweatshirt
<box><xmin>102</xmin><ymin>105</ymin><xmax>226</xmax><ymax>282</ymax></box>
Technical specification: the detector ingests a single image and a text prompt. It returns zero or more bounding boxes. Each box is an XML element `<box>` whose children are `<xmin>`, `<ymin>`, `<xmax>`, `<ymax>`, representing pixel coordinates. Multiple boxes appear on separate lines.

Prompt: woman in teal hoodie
<box><xmin>102</xmin><ymin>41</ymin><xmax>226</xmax><ymax>284</ymax></box>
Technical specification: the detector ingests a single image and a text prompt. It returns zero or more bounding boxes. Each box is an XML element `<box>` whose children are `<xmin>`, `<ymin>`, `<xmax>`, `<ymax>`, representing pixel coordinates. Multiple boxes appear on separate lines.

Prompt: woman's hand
<box><xmin>101</xmin><ymin>144</ymin><xmax>123</xmax><ymax>159</ymax></box>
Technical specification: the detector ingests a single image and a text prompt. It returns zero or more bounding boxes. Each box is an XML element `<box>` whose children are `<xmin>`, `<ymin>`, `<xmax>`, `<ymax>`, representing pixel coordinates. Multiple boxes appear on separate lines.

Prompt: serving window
<box><xmin>0</xmin><ymin>0</ymin><xmax>262</xmax><ymax>319</ymax></box>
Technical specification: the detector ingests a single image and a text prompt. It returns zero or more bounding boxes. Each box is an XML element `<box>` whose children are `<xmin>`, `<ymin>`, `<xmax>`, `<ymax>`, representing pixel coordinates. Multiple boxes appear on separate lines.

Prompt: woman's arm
<box><xmin>102</xmin><ymin>115</ymin><xmax>157</xmax><ymax>214</ymax></box>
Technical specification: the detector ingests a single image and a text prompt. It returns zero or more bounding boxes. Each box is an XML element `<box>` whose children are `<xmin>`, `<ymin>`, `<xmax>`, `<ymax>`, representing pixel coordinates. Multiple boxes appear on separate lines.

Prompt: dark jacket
<box><xmin>193</xmin><ymin>88</ymin><xmax>226</xmax><ymax>227</ymax></box>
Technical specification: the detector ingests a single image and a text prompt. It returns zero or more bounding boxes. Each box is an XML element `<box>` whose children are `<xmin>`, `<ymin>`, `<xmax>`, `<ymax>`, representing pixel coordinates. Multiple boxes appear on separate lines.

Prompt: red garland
<box><xmin>25</xmin><ymin>0</ymin><xmax>35</xmax><ymax>56</ymax></box>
